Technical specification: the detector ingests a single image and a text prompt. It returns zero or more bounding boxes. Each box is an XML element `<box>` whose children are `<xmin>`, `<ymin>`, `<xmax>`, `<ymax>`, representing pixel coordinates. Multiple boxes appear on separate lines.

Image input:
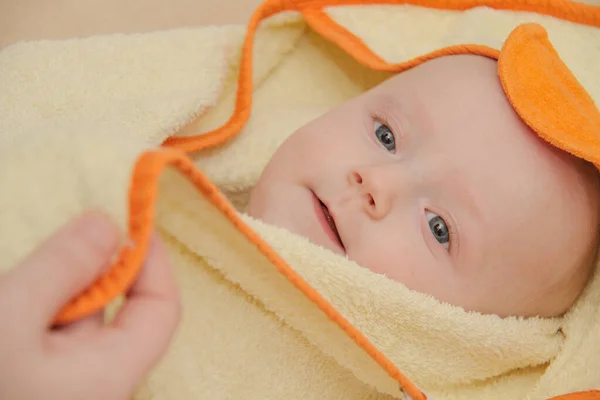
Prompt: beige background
<box><xmin>0</xmin><ymin>0</ymin><xmax>263</xmax><ymax>49</ymax></box>
<box><xmin>1</xmin><ymin>0</ymin><xmax>598</xmax><ymax>49</ymax></box>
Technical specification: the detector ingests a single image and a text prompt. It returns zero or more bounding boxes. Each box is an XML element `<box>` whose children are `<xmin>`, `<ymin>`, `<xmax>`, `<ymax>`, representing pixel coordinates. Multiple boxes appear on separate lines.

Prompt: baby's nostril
<box><xmin>354</xmin><ymin>172</ymin><xmax>363</xmax><ymax>184</ymax></box>
<box><xmin>368</xmin><ymin>194</ymin><xmax>375</xmax><ymax>207</ymax></box>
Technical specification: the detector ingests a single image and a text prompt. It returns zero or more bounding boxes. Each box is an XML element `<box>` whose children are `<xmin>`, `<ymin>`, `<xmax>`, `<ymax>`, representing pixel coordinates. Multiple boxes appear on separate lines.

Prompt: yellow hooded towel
<box><xmin>1</xmin><ymin>1</ymin><xmax>600</xmax><ymax>399</ymax></box>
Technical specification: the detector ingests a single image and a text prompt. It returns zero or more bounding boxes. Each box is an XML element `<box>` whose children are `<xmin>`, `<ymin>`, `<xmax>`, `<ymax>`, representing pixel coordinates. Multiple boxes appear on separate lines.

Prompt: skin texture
<box><xmin>247</xmin><ymin>55</ymin><xmax>600</xmax><ymax>318</ymax></box>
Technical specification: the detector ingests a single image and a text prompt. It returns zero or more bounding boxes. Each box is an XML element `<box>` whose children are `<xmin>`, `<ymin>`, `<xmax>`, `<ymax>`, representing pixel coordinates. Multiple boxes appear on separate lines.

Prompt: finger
<box><xmin>54</xmin><ymin>311</ymin><xmax>105</xmax><ymax>337</ymax></box>
<box><xmin>106</xmin><ymin>232</ymin><xmax>180</xmax><ymax>382</ymax></box>
<box><xmin>4</xmin><ymin>211</ymin><xmax>120</xmax><ymax>327</ymax></box>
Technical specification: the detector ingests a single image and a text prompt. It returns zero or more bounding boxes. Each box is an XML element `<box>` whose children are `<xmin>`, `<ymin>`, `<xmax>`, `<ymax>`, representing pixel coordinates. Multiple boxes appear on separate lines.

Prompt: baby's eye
<box><xmin>374</xmin><ymin>121</ymin><xmax>396</xmax><ymax>153</ymax></box>
<box><xmin>426</xmin><ymin>211</ymin><xmax>450</xmax><ymax>250</ymax></box>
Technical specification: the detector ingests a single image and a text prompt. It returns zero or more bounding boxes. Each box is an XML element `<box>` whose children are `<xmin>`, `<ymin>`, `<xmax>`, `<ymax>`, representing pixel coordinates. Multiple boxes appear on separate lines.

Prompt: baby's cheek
<box><xmin>352</xmin><ymin>230</ymin><xmax>453</xmax><ymax>297</ymax></box>
<box><xmin>354</xmin><ymin>236</ymin><xmax>413</xmax><ymax>280</ymax></box>
<box><xmin>360</xmin><ymin>250</ymin><xmax>399</xmax><ymax>277</ymax></box>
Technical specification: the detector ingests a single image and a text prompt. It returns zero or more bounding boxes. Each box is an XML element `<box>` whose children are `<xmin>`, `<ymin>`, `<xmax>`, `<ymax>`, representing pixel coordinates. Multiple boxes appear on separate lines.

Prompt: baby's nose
<box><xmin>349</xmin><ymin>167</ymin><xmax>394</xmax><ymax>220</ymax></box>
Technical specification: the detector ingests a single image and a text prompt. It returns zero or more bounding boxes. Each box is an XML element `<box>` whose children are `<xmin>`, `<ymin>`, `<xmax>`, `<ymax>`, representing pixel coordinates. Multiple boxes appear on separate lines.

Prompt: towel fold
<box><xmin>2</xmin><ymin>1</ymin><xmax>600</xmax><ymax>399</ymax></box>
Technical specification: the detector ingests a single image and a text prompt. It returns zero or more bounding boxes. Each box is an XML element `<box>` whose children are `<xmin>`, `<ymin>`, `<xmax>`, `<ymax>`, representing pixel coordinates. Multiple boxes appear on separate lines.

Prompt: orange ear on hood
<box><xmin>498</xmin><ymin>23</ymin><xmax>600</xmax><ymax>168</ymax></box>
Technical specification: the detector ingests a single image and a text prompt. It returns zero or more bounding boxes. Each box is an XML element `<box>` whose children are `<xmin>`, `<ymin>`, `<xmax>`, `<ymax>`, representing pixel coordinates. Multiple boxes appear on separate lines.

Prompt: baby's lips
<box><xmin>498</xmin><ymin>23</ymin><xmax>600</xmax><ymax>168</ymax></box>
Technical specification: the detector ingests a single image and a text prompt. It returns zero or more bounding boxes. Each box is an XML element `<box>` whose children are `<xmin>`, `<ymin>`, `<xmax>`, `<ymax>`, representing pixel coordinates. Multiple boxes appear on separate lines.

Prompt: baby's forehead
<box><xmin>357</xmin><ymin>55</ymin><xmax>589</xmax><ymax>207</ymax></box>
<box><xmin>370</xmin><ymin>55</ymin><xmax>501</xmax><ymax>99</ymax></box>
<box><xmin>363</xmin><ymin>56</ymin><xmax>518</xmax><ymax>144</ymax></box>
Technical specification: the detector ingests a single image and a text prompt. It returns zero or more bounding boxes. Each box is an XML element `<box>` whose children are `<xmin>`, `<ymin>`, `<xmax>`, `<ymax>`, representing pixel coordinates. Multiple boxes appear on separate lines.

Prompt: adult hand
<box><xmin>0</xmin><ymin>211</ymin><xmax>180</xmax><ymax>400</ymax></box>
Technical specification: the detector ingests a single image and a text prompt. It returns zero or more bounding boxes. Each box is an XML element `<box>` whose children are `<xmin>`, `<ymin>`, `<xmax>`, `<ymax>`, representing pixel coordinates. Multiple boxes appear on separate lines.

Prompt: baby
<box><xmin>247</xmin><ymin>54</ymin><xmax>600</xmax><ymax>318</ymax></box>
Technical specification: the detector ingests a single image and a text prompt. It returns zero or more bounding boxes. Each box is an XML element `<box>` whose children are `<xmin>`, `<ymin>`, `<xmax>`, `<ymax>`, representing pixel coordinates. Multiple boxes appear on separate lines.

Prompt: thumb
<box><xmin>4</xmin><ymin>211</ymin><xmax>120</xmax><ymax>328</ymax></box>
<box><xmin>105</xmin><ymin>233</ymin><xmax>179</xmax><ymax>385</ymax></box>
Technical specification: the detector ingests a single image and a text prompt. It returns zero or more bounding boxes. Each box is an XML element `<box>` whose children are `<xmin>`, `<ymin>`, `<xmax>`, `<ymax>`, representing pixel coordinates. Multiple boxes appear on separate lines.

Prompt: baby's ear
<box><xmin>498</xmin><ymin>23</ymin><xmax>600</xmax><ymax>168</ymax></box>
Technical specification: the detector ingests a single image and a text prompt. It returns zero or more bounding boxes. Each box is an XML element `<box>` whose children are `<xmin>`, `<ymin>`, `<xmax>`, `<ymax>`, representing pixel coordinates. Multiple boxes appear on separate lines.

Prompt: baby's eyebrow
<box><xmin>447</xmin><ymin>170</ymin><xmax>484</xmax><ymax>260</ymax></box>
<box><xmin>457</xmin><ymin>177</ymin><xmax>482</xmax><ymax>221</ymax></box>
<box><xmin>375</xmin><ymin>91</ymin><xmax>421</xmax><ymax>140</ymax></box>
<box><xmin>383</xmin><ymin>88</ymin><xmax>432</xmax><ymax>140</ymax></box>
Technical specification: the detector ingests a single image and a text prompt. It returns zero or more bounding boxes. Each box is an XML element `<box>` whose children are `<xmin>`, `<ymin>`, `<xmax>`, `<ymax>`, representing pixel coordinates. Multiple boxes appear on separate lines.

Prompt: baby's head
<box><xmin>247</xmin><ymin>55</ymin><xmax>600</xmax><ymax>318</ymax></box>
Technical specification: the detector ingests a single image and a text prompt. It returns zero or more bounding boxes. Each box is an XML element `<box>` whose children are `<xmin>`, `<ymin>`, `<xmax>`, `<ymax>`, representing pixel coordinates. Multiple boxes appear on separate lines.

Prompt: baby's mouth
<box><xmin>319</xmin><ymin>199</ymin><xmax>345</xmax><ymax>250</ymax></box>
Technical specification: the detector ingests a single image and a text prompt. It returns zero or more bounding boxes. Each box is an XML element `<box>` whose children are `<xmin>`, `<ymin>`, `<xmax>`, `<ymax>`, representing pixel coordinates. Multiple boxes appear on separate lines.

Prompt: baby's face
<box><xmin>247</xmin><ymin>55</ymin><xmax>600</xmax><ymax>318</ymax></box>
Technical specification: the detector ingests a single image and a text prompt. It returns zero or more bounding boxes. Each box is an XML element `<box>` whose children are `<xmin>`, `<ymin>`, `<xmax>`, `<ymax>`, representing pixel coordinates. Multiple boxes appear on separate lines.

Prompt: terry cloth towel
<box><xmin>1</xmin><ymin>1</ymin><xmax>600</xmax><ymax>399</ymax></box>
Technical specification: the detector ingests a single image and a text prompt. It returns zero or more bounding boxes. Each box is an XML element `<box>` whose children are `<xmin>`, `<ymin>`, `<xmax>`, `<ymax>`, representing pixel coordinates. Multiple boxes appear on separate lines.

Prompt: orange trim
<box><xmin>56</xmin><ymin>148</ymin><xmax>428</xmax><ymax>400</ymax></box>
<box><xmin>161</xmin><ymin>0</ymin><xmax>599</xmax><ymax>154</ymax></box>
<box><xmin>549</xmin><ymin>391</ymin><xmax>600</xmax><ymax>400</ymax></box>
<box><xmin>160</xmin><ymin>0</ymin><xmax>287</xmax><ymax>152</ymax></box>
<box><xmin>54</xmin><ymin>0</ymin><xmax>600</xmax><ymax>399</ymax></box>
<box><xmin>294</xmin><ymin>0</ymin><xmax>600</xmax><ymax>26</ymax></box>
<box><xmin>302</xmin><ymin>7</ymin><xmax>501</xmax><ymax>69</ymax></box>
